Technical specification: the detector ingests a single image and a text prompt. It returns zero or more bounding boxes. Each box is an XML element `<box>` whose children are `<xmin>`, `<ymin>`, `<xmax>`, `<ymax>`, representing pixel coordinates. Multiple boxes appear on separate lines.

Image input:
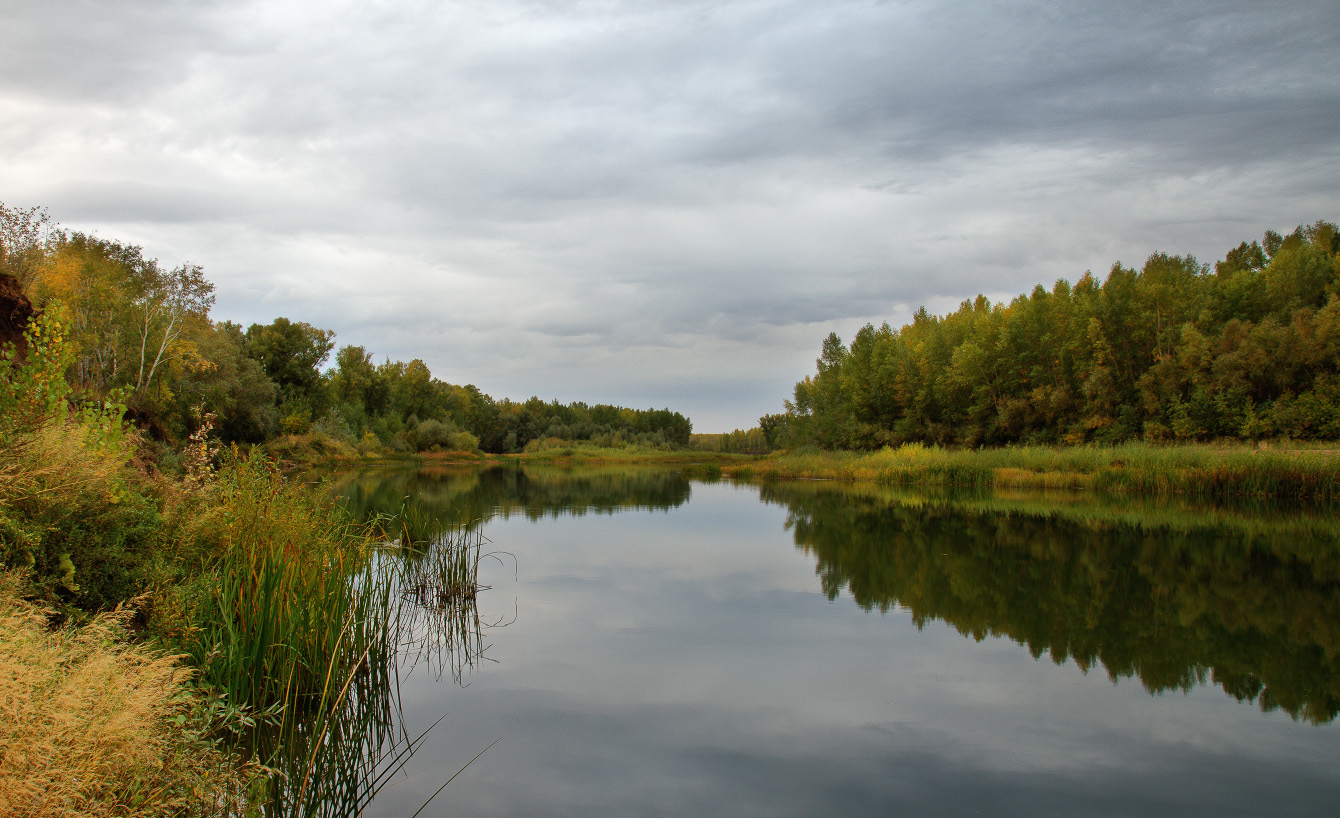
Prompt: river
<box><xmin>312</xmin><ymin>463</ymin><xmax>1340</xmax><ymax>817</ymax></box>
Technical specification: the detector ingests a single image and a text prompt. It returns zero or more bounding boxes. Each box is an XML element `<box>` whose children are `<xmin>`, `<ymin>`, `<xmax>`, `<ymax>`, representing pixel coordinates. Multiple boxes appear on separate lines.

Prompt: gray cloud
<box><xmin>1</xmin><ymin>0</ymin><xmax>1337</xmax><ymax>430</ymax></box>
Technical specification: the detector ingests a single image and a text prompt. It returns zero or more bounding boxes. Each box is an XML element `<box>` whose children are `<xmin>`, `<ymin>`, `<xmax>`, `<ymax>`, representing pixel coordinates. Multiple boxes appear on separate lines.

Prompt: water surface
<box><xmin>329</xmin><ymin>465</ymin><xmax>1340</xmax><ymax>817</ymax></box>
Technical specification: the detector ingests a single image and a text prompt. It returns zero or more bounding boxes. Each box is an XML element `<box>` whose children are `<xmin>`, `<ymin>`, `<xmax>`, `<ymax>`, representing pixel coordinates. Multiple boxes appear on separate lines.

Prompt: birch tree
<box><xmin>131</xmin><ymin>261</ymin><xmax>214</xmax><ymax>397</ymax></box>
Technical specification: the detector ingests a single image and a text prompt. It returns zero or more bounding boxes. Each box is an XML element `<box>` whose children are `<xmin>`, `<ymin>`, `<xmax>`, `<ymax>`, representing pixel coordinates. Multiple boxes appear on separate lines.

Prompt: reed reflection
<box><xmin>396</xmin><ymin>523</ymin><xmax>516</xmax><ymax>684</ymax></box>
<box><xmin>244</xmin><ymin>510</ymin><xmax>511</xmax><ymax>815</ymax></box>
<box><xmin>759</xmin><ymin>481</ymin><xmax>1340</xmax><ymax>724</ymax></box>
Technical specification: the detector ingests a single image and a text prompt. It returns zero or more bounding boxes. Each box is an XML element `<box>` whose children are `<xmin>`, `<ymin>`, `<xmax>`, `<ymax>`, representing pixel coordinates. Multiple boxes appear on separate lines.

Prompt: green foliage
<box><xmin>409</xmin><ymin>417</ymin><xmax>478</xmax><ymax>452</ymax></box>
<box><xmin>690</xmin><ymin>427</ymin><xmax>771</xmax><ymax>453</ymax></box>
<box><xmin>783</xmin><ymin>221</ymin><xmax>1340</xmax><ymax>449</ymax></box>
<box><xmin>0</xmin><ymin>306</ymin><xmax>73</xmax><ymax>427</ymax></box>
<box><xmin>171</xmin><ymin>321</ymin><xmax>278</xmax><ymax>443</ymax></box>
<box><xmin>244</xmin><ymin>317</ymin><xmax>335</xmax><ymax>419</ymax></box>
<box><xmin>5</xmin><ymin>203</ymin><xmax>696</xmax><ymax>461</ymax></box>
<box><xmin>173</xmin><ymin>455</ymin><xmax>390</xmax><ymax>709</ymax></box>
<box><xmin>0</xmin><ymin>309</ymin><xmax>150</xmax><ymax>611</ymax></box>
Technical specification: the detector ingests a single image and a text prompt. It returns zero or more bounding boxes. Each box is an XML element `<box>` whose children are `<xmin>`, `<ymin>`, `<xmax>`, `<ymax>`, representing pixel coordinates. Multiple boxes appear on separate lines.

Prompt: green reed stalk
<box><xmin>182</xmin><ymin>456</ymin><xmax>394</xmax><ymax>710</ymax></box>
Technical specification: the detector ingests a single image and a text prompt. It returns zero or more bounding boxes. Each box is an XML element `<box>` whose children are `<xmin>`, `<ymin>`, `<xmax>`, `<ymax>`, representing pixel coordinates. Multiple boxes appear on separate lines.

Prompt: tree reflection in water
<box><xmin>760</xmin><ymin>481</ymin><xmax>1340</xmax><ymax>723</ymax></box>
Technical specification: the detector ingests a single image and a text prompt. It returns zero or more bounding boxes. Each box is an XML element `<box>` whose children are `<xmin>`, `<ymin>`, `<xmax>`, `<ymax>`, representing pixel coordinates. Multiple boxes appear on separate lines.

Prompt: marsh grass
<box><xmin>173</xmin><ymin>465</ymin><xmax>509</xmax><ymax>813</ymax></box>
<box><xmin>172</xmin><ymin>458</ymin><xmax>486</xmax><ymax>815</ymax></box>
<box><xmin>244</xmin><ymin>518</ymin><xmax>508</xmax><ymax>813</ymax></box>
<box><xmin>398</xmin><ymin>522</ymin><xmax>513</xmax><ymax>683</ymax></box>
<box><xmin>168</xmin><ymin>454</ymin><xmax>402</xmax><ymax>727</ymax></box>
<box><xmin>238</xmin><ymin>588</ymin><xmax>436</xmax><ymax>818</ymax></box>
<box><xmin>743</xmin><ymin>442</ymin><xmax>1340</xmax><ymax>501</ymax></box>
<box><xmin>168</xmin><ymin>460</ymin><xmax>397</xmax><ymax>813</ymax></box>
<box><xmin>383</xmin><ymin>498</ymin><xmax>445</xmax><ymax>547</ymax></box>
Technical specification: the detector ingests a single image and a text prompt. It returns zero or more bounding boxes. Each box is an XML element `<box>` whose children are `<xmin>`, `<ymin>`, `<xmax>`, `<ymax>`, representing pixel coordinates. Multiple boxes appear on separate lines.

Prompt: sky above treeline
<box><xmin>2</xmin><ymin>1</ymin><xmax>1337</xmax><ymax>431</ymax></box>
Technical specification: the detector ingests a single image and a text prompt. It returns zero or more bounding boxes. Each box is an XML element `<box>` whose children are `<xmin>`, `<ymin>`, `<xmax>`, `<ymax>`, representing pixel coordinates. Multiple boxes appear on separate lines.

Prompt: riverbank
<box><xmin>724</xmin><ymin>442</ymin><xmax>1340</xmax><ymax>502</ymax></box>
<box><xmin>0</xmin><ymin>572</ymin><xmax>253</xmax><ymax>815</ymax></box>
<box><xmin>295</xmin><ymin>434</ymin><xmax>1340</xmax><ymax>503</ymax></box>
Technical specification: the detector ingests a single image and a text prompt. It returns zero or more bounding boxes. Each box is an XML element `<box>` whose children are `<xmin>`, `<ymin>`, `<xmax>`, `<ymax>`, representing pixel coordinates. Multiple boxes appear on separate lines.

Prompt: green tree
<box><xmin>244</xmin><ymin>318</ymin><xmax>335</xmax><ymax>420</ymax></box>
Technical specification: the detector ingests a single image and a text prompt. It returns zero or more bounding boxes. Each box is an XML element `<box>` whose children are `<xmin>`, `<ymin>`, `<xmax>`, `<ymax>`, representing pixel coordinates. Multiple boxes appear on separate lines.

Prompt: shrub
<box><xmin>0</xmin><ymin>420</ymin><xmax>160</xmax><ymax>611</ymax></box>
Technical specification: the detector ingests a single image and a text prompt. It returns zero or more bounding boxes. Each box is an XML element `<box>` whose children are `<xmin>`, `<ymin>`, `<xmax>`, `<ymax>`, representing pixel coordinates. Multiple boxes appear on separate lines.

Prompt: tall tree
<box><xmin>131</xmin><ymin>262</ymin><xmax>214</xmax><ymax>398</ymax></box>
<box><xmin>244</xmin><ymin>318</ymin><xmax>335</xmax><ymax>417</ymax></box>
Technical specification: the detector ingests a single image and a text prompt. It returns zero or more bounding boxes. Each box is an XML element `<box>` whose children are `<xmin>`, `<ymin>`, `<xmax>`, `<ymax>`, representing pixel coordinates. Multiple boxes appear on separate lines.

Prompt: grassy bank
<box><xmin>0</xmin><ymin>572</ymin><xmax>253</xmax><ymax>816</ymax></box>
<box><xmin>0</xmin><ymin>402</ymin><xmax>412</xmax><ymax>812</ymax></box>
<box><xmin>719</xmin><ymin>442</ymin><xmax>1340</xmax><ymax>502</ymax></box>
<box><xmin>336</xmin><ymin>438</ymin><xmax>1340</xmax><ymax>504</ymax></box>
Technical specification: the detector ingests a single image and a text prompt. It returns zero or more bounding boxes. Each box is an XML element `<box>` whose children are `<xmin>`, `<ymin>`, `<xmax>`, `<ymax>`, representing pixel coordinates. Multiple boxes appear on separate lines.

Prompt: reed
<box><xmin>166</xmin><ymin>456</ymin><xmax>476</xmax><ymax>815</ymax></box>
<box><xmin>740</xmin><ymin>442</ymin><xmax>1340</xmax><ymax>502</ymax></box>
<box><xmin>239</xmin><ymin>566</ymin><xmax>437</xmax><ymax>818</ymax></box>
<box><xmin>245</xmin><ymin>518</ymin><xmax>504</xmax><ymax>813</ymax></box>
<box><xmin>177</xmin><ymin>455</ymin><xmax>393</xmax><ymax>710</ymax></box>
<box><xmin>382</xmin><ymin>497</ymin><xmax>448</xmax><ymax>546</ymax></box>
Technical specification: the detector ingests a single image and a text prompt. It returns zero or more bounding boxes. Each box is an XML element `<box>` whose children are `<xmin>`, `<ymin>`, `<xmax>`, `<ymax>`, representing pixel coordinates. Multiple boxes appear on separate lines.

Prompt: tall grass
<box><xmin>0</xmin><ymin>571</ymin><xmax>248</xmax><ymax>817</ymax></box>
<box><xmin>242</xmin><ymin>512</ymin><xmax>504</xmax><ymax>813</ymax></box>
<box><xmin>383</xmin><ymin>497</ymin><xmax>448</xmax><ymax>547</ymax></box>
<box><xmin>240</xmin><ymin>569</ymin><xmax>438</xmax><ymax>818</ymax></box>
<box><xmin>170</xmin><ymin>459</ymin><xmax>502</xmax><ymax>814</ymax></box>
<box><xmin>175</xmin><ymin>455</ymin><xmax>394</xmax><ymax>712</ymax></box>
<box><xmin>742</xmin><ymin>442</ymin><xmax>1340</xmax><ymax>502</ymax></box>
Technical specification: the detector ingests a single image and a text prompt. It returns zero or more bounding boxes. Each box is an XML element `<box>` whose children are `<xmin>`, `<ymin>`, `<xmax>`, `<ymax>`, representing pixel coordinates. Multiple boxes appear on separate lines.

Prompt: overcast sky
<box><xmin>2</xmin><ymin>1</ymin><xmax>1336</xmax><ymax>431</ymax></box>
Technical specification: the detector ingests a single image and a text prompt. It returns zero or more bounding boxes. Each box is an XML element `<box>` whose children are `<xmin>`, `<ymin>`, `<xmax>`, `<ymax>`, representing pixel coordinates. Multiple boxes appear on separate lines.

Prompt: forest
<box><xmin>774</xmin><ymin>221</ymin><xmax>1340</xmax><ymax>449</ymax></box>
<box><xmin>0</xmin><ymin>204</ymin><xmax>691</xmax><ymax>456</ymax></box>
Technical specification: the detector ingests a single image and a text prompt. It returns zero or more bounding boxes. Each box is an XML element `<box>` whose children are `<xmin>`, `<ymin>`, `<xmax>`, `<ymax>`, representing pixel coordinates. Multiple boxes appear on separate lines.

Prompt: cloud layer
<box><xmin>3</xmin><ymin>0</ymin><xmax>1337</xmax><ymax>429</ymax></box>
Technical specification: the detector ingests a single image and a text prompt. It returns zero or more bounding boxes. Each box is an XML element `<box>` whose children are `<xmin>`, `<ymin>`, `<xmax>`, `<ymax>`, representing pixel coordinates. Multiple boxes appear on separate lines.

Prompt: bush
<box><xmin>411</xmin><ymin>418</ymin><xmax>479</xmax><ymax>452</ymax></box>
<box><xmin>0</xmin><ymin>421</ymin><xmax>160</xmax><ymax>612</ymax></box>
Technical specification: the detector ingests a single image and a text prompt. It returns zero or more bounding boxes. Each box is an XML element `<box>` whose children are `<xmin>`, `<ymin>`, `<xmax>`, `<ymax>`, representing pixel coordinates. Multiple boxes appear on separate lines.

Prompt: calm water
<box><xmin>325</xmin><ymin>465</ymin><xmax>1340</xmax><ymax>817</ymax></box>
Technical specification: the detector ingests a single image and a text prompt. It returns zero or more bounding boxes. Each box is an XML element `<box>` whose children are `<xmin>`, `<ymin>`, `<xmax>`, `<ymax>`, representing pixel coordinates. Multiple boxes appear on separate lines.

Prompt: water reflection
<box><xmin>397</xmin><ymin>527</ymin><xmax>515</xmax><ymax>684</ymax></box>
<box><xmin>759</xmin><ymin>481</ymin><xmax>1340</xmax><ymax>723</ymax></box>
<box><xmin>327</xmin><ymin>464</ymin><xmax>1340</xmax><ymax>723</ymax></box>
<box><xmin>329</xmin><ymin>463</ymin><xmax>693</xmax><ymax>525</ymax></box>
<box><xmin>307</xmin><ymin>465</ymin><xmax>1340</xmax><ymax>817</ymax></box>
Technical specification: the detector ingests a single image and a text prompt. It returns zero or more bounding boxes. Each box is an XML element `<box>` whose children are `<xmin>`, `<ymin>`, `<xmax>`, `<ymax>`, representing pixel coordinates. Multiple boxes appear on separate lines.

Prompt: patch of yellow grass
<box><xmin>991</xmin><ymin>467</ymin><xmax>1094</xmax><ymax>490</ymax></box>
<box><xmin>0</xmin><ymin>573</ymin><xmax>244</xmax><ymax>817</ymax></box>
<box><xmin>0</xmin><ymin>421</ymin><xmax>127</xmax><ymax>506</ymax></box>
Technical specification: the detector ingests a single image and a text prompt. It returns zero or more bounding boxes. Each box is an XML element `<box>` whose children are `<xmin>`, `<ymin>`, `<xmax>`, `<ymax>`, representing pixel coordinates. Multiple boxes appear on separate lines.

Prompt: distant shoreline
<box><xmin>304</xmin><ymin>440</ymin><xmax>1340</xmax><ymax>503</ymax></box>
<box><xmin>711</xmin><ymin>442</ymin><xmax>1340</xmax><ymax>503</ymax></box>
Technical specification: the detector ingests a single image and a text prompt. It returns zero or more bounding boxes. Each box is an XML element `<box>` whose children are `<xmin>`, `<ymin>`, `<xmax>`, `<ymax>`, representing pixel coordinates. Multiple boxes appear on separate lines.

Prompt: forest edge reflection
<box><xmin>327</xmin><ymin>464</ymin><xmax>1340</xmax><ymax>725</ymax></box>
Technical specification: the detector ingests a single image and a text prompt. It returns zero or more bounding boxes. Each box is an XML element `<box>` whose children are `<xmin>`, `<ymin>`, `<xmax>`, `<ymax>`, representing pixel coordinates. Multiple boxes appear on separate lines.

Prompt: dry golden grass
<box><xmin>0</xmin><ymin>572</ymin><xmax>245</xmax><ymax>817</ymax></box>
<box><xmin>0</xmin><ymin>421</ymin><xmax>126</xmax><ymax>505</ymax></box>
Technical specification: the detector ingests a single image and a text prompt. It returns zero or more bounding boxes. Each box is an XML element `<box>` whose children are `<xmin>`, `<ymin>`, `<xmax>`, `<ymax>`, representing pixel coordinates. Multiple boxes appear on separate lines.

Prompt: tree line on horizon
<box><xmin>768</xmin><ymin>220</ymin><xmax>1340</xmax><ymax>450</ymax></box>
<box><xmin>0</xmin><ymin>203</ymin><xmax>691</xmax><ymax>454</ymax></box>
